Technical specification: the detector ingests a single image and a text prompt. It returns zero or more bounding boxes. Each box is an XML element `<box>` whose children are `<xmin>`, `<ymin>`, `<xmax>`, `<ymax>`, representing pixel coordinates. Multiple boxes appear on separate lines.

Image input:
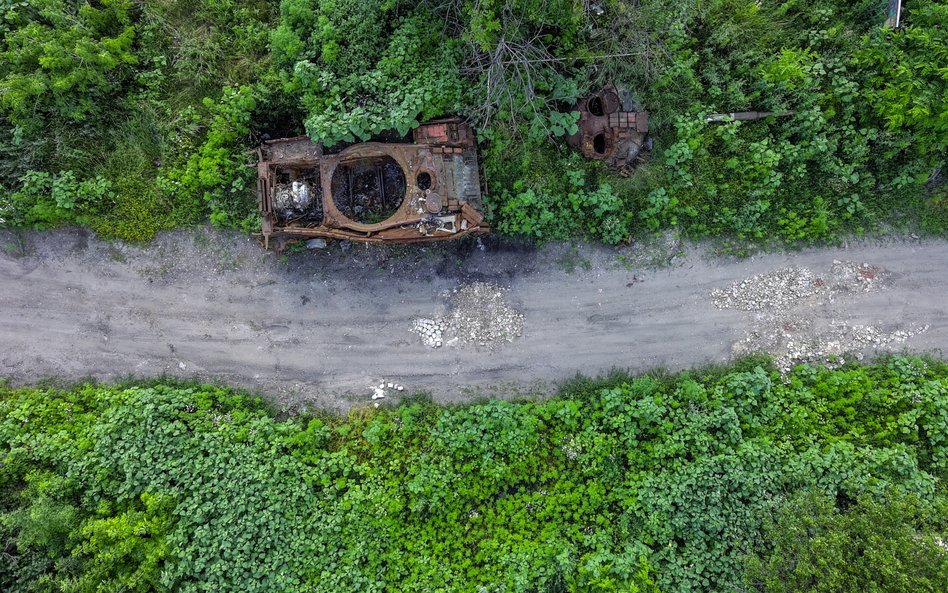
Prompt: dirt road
<box><xmin>1</xmin><ymin>228</ymin><xmax>946</xmax><ymax>409</ymax></box>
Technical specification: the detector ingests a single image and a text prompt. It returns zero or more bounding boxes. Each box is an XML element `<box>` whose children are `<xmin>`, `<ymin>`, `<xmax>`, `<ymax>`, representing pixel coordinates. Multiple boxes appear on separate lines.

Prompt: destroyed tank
<box><xmin>566</xmin><ymin>85</ymin><xmax>650</xmax><ymax>170</ymax></box>
<box><xmin>567</xmin><ymin>85</ymin><xmax>793</xmax><ymax>171</ymax></box>
<box><xmin>257</xmin><ymin>95</ymin><xmax>792</xmax><ymax>248</ymax></box>
<box><xmin>256</xmin><ymin>118</ymin><xmax>488</xmax><ymax>249</ymax></box>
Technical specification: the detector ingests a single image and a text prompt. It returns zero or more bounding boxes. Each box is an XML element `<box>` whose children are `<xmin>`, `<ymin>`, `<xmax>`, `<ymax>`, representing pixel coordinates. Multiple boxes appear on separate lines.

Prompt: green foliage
<box><xmin>3</xmin><ymin>170</ymin><xmax>113</xmax><ymax>228</ymax></box>
<box><xmin>0</xmin><ymin>0</ymin><xmax>945</xmax><ymax>244</ymax></box>
<box><xmin>164</xmin><ymin>85</ymin><xmax>261</xmax><ymax>232</ymax></box>
<box><xmin>273</xmin><ymin>1</ymin><xmax>463</xmax><ymax>145</ymax></box>
<box><xmin>497</xmin><ymin>173</ymin><xmax>627</xmax><ymax>243</ymax></box>
<box><xmin>69</xmin><ymin>492</ymin><xmax>174</xmax><ymax>593</ymax></box>
<box><xmin>854</xmin><ymin>3</ymin><xmax>948</xmax><ymax>161</ymax></box>
<box><xmin>745</xmin><ymin>490</ymin><xmax>948</xmax><ymax>593</ymax></box>
<box><xmin>456</xmin><ymin>0</ymin><xmax>586</xmax><ymax>138</ymax></box>
<box><xmin>480</xmin><ymin>0</ymin><xmax>944</xmax><ymax>246</ymax></box>
<box><xmin>0</xmin><ymin>0</ymin><xmax>137</xmax><ymax>127</ymax></box>
<box><xmin>0</xmin><ymin>0</ymin><xmax>283</xmax><ymax>238</ymax></box>
<box><xmin>485</xmin><ymin>131</ymin><xmax>631</xmax><ymax>244</ymax></box>
<box><xmin>3</xmin><ymin>357</ymin><xmax>948</xmax><ymax>592</ymax></box>
<box><xmin>87</xmin><ymin>110</ymin><xmax>185</xmax><ymax>242</ymax></box>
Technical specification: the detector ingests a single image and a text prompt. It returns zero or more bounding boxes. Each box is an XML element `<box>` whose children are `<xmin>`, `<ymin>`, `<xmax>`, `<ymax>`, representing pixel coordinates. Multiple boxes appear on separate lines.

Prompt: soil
<box><xmin>1</xmin><ymin>228</ymin><xmax>946</xmax><ymax>411</ymax></box>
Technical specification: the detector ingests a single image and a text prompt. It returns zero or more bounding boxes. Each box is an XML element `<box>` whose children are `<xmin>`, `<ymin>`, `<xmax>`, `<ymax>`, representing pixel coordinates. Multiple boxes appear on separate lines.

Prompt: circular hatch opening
<box><xmin>416</xmin><ymin>171</ymin><xmax>432</xmax><ymax>191</ymax></box>
<box><xmin>588</xmin><ymin>96</ymin><xmax>605</xmax><ymax>117</ymax></box>
<box><xmin>593</xmin><ymin>133</ymin><xmax>607</xmax><ymax>154</ymax></box>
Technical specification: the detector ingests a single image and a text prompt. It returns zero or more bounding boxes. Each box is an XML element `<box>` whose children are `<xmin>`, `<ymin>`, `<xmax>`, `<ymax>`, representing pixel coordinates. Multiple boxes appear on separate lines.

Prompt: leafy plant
<box><xmin>3</xmin><ymin>357</ymin><xmax>948</xmax><ymax>592</ymax></box>
<box><xmin>0</xmin><ymin>0</ymin><xmax>138</xmax><ymax>128</ymax></box>
<box><xmin>745</xmin><ymin>490</ymin><xmax>948</xmax><ymax>593</ymax></box>
<box><xmin>3</xmin><ymin>170</ymin><xmax>113</xmax><ymax>228</ymax></box>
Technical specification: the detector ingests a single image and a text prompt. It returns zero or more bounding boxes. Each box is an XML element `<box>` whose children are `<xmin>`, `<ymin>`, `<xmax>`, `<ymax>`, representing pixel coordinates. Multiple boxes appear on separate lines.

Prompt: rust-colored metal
<box><xmin>256</xmin><ymin>118</ymin><xmax>487</xmax><ymax>249</ymax></box>
<box><xmin>566</xmin><ymin>86</ymin><xmax>649</xmax><ymax>169</ymax></box>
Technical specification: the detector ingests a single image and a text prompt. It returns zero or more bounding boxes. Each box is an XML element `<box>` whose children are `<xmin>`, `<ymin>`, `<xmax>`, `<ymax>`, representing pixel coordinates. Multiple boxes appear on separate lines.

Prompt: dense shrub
<box><xmin>745</xmin><ymin>490</ymin><xmax>948</xmax><ymax>593</ymax></box>
<box><xmin>0</xmin><ymin>0</ymin><xmax>137</xmax><ymax>128</ymax></box>
<box><xmin>2</xmin><ymin>357</ymin><xmax>947</xmax><ymax>592</ymax></box>
<box><xmin>272</xmin><ymin>0</ymin><xmax>464</xmax><ymax>146</ymax></box>
<box><xmin>0</xmin><ymin>0</ymin><xmax>282</xmax><ymax>241</ymax></box>
<box><xmin>2</xmin><ymin>170</ymin><xmax>113</xmax><ymax>228</ymax></box>
<box><xmin>0</xmin><ymin>0</ymin><xmax>944</xmax><ymax>243</ymax></box>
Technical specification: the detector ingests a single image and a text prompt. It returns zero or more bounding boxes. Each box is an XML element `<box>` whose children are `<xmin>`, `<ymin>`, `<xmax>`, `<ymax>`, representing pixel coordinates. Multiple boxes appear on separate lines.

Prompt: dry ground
<box><xmin>1</xmin><ymin>228</ymin><xmax>946</xmax><ymax>410</ymax></box>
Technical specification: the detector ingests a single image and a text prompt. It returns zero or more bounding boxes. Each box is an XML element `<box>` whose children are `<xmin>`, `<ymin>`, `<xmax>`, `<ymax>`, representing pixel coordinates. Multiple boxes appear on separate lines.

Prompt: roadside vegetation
<box><xmin>0</xmin><ymin>0</ymin><xmax>945</xmax><ymax>244</ymax></box>
<box><xmin>2</xmin><ymin>356</ymin><xmax>947</xmax><ymax>592</ymax></box>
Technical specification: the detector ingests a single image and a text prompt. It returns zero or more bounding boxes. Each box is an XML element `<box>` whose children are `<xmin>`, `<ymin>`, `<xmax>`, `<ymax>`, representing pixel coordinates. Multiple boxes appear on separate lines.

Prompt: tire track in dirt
<box><xmin>1</xmin><ymin>229</ymin><xmax>946</xmax><ymax>409</ymax></box>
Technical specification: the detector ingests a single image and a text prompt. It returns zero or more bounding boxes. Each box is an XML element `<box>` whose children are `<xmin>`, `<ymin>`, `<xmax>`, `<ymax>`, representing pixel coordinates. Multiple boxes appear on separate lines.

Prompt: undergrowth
<box><xmin>2</xmin><ymin>356</ymin><xmax>947</xmax><ymax>592</ymax></box>
<box><xmin>0</xmin><ymin>1</ymin><xmax>944</xmax><ymax>245</ymax></box>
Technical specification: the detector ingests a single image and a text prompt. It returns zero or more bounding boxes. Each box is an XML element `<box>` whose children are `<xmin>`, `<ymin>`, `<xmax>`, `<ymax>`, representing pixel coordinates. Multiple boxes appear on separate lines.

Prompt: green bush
<box><xmin>745</xmin><ymin>490</ymin><xmax>948</xmax><ymax>593</ymax></box>
<box><xmin>163</xmin><ymin>85</ymin><xmax>261</xmax><ymax>233</ymax></box>
<box><xmin>272</xmin><ymin>0</ymin><xmax>463</xmax><ymax>146</ymax></box>
<box><xmin>2</xmin><ymin>357</ymin><xmax>947</xmax><ymax>592</ymax></box>
<box><xmin>0</xmin><ymin>0</ymin><xmax>945</xmax><ymax>242</ymax></box>
<box><xmin>0</xmin><ymin>0</ymin><xmax>283</xmax><ymax>238</ymax></box>
<box><xmin>483</xmin><ymin>130</ymin><xmax>632</xmax><ymax>244</ymax></box>
<box><xmin>0</xmin><ymin>0</ymin><xmax>137</xmax><ymax>128</ymax></box>
<box><xmin>2</xmin><ymin>170</ymin><xmax>113</xmax><ymax>228</ymax></box>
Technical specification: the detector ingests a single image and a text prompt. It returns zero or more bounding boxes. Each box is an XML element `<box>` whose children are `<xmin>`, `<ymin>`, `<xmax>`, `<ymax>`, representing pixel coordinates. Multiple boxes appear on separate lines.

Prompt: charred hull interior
<box><xmin>257</xmin><ymin>118</ymin><xmax>488</xmax><ymax>248</ymax></box>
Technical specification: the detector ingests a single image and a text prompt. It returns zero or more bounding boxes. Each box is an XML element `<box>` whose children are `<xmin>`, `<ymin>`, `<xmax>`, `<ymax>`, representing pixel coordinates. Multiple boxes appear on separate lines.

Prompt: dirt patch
<box><xmin>1</xmin><ymin>228</ymin><xmax>946</xmax><ymax>410</ymax></box>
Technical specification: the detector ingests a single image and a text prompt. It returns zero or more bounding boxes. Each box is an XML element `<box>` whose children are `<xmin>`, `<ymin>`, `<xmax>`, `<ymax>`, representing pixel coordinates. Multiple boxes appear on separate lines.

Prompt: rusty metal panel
<box><xmin>567</xmin><ymin>85</ymin><xmax>649</xmax><ymax>170</ymax></box>
<box><xmin>256</xmin><ymin>117</ymin><xmax>488</xmax><ymax>249</ymax></box>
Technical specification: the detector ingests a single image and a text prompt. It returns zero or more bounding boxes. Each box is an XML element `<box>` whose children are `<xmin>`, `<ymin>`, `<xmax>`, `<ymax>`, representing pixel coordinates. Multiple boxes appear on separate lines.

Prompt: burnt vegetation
<box><xmin>0</xmin><ymin>0</ymin><xmax>945</xmax><ymax>246</ymax></box>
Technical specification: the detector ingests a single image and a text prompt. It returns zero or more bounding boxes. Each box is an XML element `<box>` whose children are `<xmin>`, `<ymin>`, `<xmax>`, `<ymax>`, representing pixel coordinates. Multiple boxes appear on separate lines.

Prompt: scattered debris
<box><xmin>714</xmin><ymin>261</ymin><xmax>919</xmax><ymax>374</ymax></box>
<box><xmin>712</xmin><ymin>266</ymin><xmax>822</xmax><ymax>312</ymax></box>
<box><xmin>712</xmin><ymin>260</ymin><xmax>889</xmax><ymax>312</ymax></box>
<box><xmin>412</xmin><ymin>318</ymin><xmax>447</xmax><ymax>348</ymax></box>
<box><xmin>411</xmin><ymin>281</ymin><xmax>525</xmax><ymax>350</ymax></box>
<box><xmin>370</xmin><ymin>380</ymin><xmax>404</xmax><ymax>405</ymax></box>
<box><xmin>305</xmin><ymin>238</ymin><xmax>327</xmax><ymax>249</ymax></box>
<box><xmin>444</xmin><ymin>282</ymin><xmax>525</xmax><ymax>348</ymax></box>
<box><xmin>830</xmin><ymin>260</ymin><xmax>889</xmax><ymax>293</ymax></box>
<box><xmin>734</xmin><ymin>317</ymin><xmax>929</xmax><ymax>374</ymax></box>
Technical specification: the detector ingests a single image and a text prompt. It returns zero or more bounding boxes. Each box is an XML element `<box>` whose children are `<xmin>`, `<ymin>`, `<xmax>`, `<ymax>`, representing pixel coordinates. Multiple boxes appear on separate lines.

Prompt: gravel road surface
<box><xmin>1</xmin><ymin>228</ymin><xmax>945</xmax><ymax>409</ymax></box>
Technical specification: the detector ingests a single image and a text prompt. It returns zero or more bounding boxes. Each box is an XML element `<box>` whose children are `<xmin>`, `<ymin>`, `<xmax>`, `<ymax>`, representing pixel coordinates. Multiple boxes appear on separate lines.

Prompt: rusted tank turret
<box><xmin>566</xmin><ymin>86</ymin><xmax>649</xmax><ymax>170</ymax></box>
<box><xmin>567</xmin><ymin>85</ymin><xmax>796</xmax><ymax>170</ymax></box>
<box><xmin>257</xmin><ymin>118</ymin><xmax>488</xmax><ymax>249</ymax></box>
